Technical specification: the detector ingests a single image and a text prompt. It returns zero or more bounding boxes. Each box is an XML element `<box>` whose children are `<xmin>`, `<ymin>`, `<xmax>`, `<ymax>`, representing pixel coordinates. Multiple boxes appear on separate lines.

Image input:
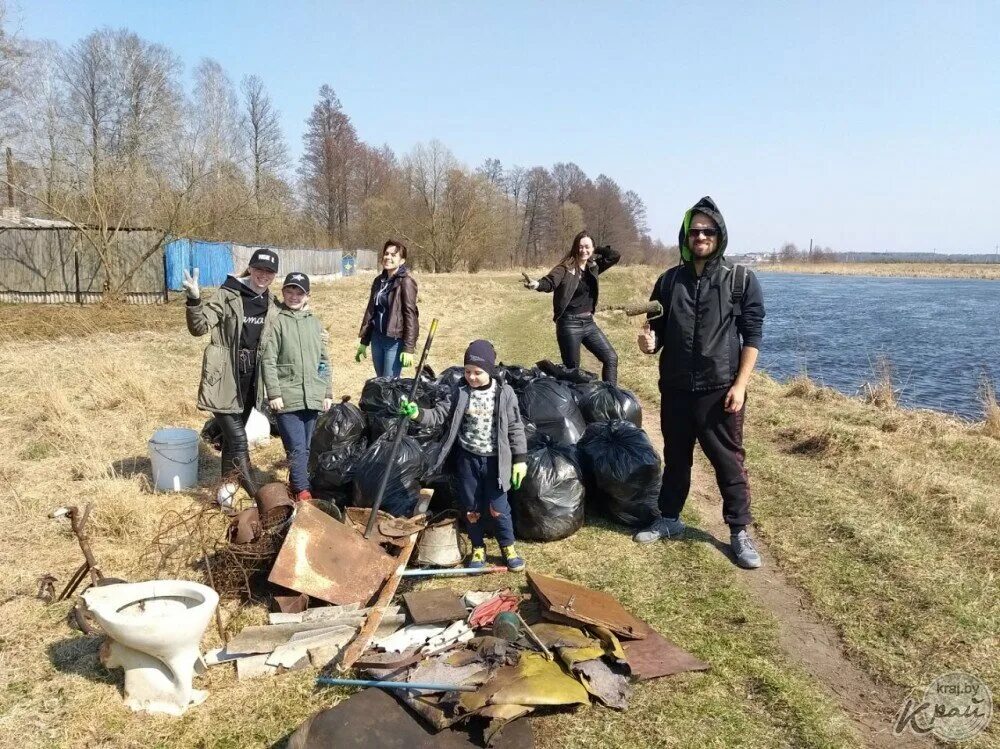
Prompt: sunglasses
<box><xmin>687</xmin><ymin>227</ymin><xmax>719</xmax><ymax>239</ymax></box>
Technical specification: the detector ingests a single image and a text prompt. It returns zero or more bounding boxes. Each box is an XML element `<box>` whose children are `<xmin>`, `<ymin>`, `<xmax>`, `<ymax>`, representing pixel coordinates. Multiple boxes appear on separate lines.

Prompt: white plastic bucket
<box><xmin>148</xmin><ymin>427</ymin><xmax>200</xmax><ymax>492</ymax></box>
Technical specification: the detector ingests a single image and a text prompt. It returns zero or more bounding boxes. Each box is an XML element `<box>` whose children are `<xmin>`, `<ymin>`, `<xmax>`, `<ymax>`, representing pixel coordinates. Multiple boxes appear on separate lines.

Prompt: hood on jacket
<box><xmin>276</xmin><ymin>302</ymin><xmax>311</xmax><ymax>316</ymax></box>
<box><xmin>223</xmin><ymin>274</ymin><xmax>270</xmax><ymax>299</ymax></box>
<box><xmin>678</xmin><ymin>196</ymin><xmax>728</xmax><ymax>263</ymax></box>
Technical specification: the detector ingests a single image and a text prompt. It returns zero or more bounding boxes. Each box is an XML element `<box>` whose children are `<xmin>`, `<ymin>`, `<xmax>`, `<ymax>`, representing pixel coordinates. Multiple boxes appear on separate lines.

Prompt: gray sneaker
<box><xmin>633</xmin><ymin>516</ymin><xmax>687</xmax><ymax>544</ymax></box>
<box><xmin>730</xmin><ymin>530</ymin><xmax>762</xmax><ymax>569</ymax></box>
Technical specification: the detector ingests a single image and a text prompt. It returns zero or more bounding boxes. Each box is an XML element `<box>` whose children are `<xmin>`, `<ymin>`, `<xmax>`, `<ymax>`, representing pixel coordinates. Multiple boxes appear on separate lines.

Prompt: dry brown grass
<box><xmin>763</xmin><ymin>262</ymin><xmax>1000</xmax><ymax>280</ymax></box>
<box><xmin>857</xmin><ymin>355</ymin><xmax>898</xmax><ymax>408</ymax></box>
<box><xmin>1</xmin><ymin>271</ymin><xmax>861</xmax><ymax>748</ymax></box>
<box><xmin>979</xmin><ymin>378</ymin><xmax>1000</xmax><ymax>439</ymax></box>
<box><xmin>5</xmin><ymin>267</ymin><xmax>997</xmax><ymax>747</ymax></box>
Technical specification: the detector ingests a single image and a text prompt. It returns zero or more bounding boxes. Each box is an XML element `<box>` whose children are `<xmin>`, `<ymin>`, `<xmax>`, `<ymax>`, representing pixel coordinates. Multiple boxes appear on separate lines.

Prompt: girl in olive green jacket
<box><xmin>261</xmin><ymin>273</ymin><xmax>333</xmax><ymax>500</ymax></box>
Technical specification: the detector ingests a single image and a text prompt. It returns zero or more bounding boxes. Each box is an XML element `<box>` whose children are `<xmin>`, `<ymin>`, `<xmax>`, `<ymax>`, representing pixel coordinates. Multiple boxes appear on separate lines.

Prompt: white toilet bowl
<box><xmin>83</xmin><ymin>580</ymin><xmax>219</xmax><ymax>716</ymax></box>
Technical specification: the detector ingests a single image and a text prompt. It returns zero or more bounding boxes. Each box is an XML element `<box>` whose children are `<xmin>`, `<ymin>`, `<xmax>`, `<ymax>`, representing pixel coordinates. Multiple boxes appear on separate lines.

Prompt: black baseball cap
<box><xmin>282</xmin><ymin>272</ymin><xmax>310</xmax><ymax>293</ymax></box>
<box><xmin>249</xmin><ymin>248</ymin><xmax>279</xmax><ymax>273</ymax></box>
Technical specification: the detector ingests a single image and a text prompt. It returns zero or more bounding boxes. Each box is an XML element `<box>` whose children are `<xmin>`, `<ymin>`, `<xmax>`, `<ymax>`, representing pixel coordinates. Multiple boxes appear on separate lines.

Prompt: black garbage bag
<box><xmin>311</xmin><ymin>443</ymin><xmax>365</xmax><ymax>502</ymax></box>
<box><xmin>498</xmin><ymin>363</ymin><xmax>544</xmax><ymax>393</ymax></box>
<box><xmin>576</xmin><ymin>382</ymin><xmax>643</xmax><ymax>427</ymax></box>
<box><xmin>360</xmin><ymin>376</ymin><xmax>448</xmax><ymax>445</ymax></box>
<box><xmin>577</xmin><ymin>420</ymin><xmax>661</xmax><ymax>527</ymax></box>
<box><xmin>309</xmin><ymin>398</ymin><xmax>367</xmax><ymax>471</ymax></box>
<box><xmin>437</xmin><ymin>366</ymin><xmax>466</xmax><ymax>389</ymax></box>
<box><xmin>512</xmin><ymin>438</ymin><xmax>585</xmax><ymax>541</ymax></box>
<box><xmin>351</xmin><ymin>432</ymin><xmax>423</xmax><ymax>517</ymax></box>
<box><xmin>518</xmin><ymin>379</ymin><xmax>586</xmax><ymax>446</ymax></box>
<box><xmin>201</xmin><ymin>417</ymin><xmax>223</xmax><ymax>452</ymax></box>
<box><xmin>536</xmin><ymin>359</ymin><xmax>597</xmax><ymax>385</ymax></box>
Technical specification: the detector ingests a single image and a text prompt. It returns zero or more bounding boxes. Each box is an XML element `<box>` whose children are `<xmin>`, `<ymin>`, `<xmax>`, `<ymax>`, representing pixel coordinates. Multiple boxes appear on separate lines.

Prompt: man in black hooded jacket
<box><xmin>634</xmin><ymin>196</ymin><xmax>765</xmax><ymax>569</ymax></box>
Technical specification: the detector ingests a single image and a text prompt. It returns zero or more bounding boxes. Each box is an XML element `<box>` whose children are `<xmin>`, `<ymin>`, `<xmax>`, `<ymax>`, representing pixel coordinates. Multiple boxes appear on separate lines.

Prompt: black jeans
<box><xmin>215</xmin><ymin>350</ymin><xmax>258</xmax><ymax>493</ymax></box>
<box><xmin>556</xmin><ymin>313</ymin><xmax>618</xmax><ymax>384</ymax></box>
<box><xmin>658</xmin><ymin>387</ymin><xmax>753</xmax><ymax>528</ymax></box>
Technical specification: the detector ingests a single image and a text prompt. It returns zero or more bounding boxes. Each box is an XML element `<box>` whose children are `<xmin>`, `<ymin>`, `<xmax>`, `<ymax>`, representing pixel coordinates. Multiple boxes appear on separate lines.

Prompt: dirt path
<box><xmin>640</xmin><ymin>417</ymin><xmax>932</xmax><ymax>749</ymax></box>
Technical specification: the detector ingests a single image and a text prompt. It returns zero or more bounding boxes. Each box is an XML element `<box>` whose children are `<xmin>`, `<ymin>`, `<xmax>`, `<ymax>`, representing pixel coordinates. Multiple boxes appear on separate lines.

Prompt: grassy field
<box><xmin>1</xmin><ymin>268</ymin><xmax>996</xmax><ymax>748</ymax></box>
<box><xmin>761</xmin><ymin>262</ymin><xmax>1000</xmax><ymax>280</ymax></box>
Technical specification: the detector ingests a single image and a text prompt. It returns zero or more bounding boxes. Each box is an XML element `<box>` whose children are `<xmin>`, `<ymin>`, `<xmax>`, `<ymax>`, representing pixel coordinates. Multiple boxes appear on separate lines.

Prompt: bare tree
<box><xmin>519</xmin><ymin>166</ymin><xmax>556</xmax><ymax>265</ymax></box>
<box><xmin>239</xmin><ymin>74</ymin><xmax>288</xmax><ymax>206</ymax></box>
<box><xmin>0</xmin><ymin>0</ymin><xmax>26</xmax><ymax>147</ymax></box>
<box><xmin>299</xmin><ymin>84</ymin><xmax>358</xmax><ymax>243</ymax></box>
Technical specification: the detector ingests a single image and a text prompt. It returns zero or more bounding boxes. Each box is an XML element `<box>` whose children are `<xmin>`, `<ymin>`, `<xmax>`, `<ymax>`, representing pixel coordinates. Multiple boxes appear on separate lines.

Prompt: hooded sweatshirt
<box><xmin>648</xmin><ymin>196</ymin><xmax>765</xmax><ymax>391</ymax></box>
<box><xmin>220</xmin><ymin>275</ymin><xmax>270</xmax><ymax>351</ymax></box>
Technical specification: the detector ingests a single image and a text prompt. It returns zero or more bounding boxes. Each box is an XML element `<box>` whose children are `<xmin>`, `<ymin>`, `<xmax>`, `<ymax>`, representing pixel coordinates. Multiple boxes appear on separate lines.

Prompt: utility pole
<box><xmin>4</xmin><ymin>147</ymin><xmax>14</xmax><ymax>208</ymax></box>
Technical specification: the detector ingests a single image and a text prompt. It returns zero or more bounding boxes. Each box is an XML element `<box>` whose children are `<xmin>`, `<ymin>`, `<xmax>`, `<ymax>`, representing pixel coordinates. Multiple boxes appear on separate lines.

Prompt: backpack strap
<box><xmin>729</xmin><ymin>263</ymin><xmax>747</xmax><ymax>316</ymax></box>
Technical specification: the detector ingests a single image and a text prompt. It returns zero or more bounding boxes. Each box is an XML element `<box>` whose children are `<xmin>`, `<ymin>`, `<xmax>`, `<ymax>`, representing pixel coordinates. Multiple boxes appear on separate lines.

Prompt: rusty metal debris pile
<box><xmin>174</xmin><ymin>478</ymin><xmax>712</xmax><ymax>745</ymax></box>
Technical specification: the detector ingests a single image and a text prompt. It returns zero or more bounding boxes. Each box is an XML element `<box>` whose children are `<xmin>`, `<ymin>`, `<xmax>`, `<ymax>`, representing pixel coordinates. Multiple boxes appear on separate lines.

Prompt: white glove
<box><xmin>269</xmin><ymin>396</ymin><xmax>284</xmax><ymax>412</ymax></box>
<box><xmin>182</xmin><ymin>267</ymin><xmax>200</xmax><ymax>300</ymax></box>
<box><xmin>526</xmin><ymin>280</ymin><xmax>539</xmax><ymax>290</ymax></box>
<box><xmin>323</xmin><ymin>398</ymin><xmax>333</xmax><ymax>411</ymax></box>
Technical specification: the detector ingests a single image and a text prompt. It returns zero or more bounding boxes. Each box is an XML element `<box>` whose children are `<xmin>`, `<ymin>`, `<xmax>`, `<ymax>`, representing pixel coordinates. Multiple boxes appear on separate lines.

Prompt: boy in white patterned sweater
<box><xmin>400</xmin><ymin>340</ymin><xmax>529</xmax><ymax>570</ymax></box>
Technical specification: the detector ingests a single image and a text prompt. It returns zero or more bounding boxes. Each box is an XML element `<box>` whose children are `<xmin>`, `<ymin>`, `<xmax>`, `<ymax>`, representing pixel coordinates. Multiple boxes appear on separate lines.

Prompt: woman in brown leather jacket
<box><xmin>355</xmin><ymin>240</ymin><xmax>419</xmax><ymax>378</ymax></box>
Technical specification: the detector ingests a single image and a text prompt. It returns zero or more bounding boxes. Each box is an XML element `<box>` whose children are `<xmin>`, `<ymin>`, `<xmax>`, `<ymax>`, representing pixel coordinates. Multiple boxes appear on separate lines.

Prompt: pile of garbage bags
<box><xmin>305</xmin><ymin>367</ymin><xmax>660</xmax><ymax>536</ymax></box>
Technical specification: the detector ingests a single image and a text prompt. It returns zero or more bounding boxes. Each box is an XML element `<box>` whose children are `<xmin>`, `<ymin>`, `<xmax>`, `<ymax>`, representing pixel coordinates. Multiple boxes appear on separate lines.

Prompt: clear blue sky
<box><xmin>14</xmin><ymin>0</ymin><xmax>1000</xmax><ymax>254</ymax></box>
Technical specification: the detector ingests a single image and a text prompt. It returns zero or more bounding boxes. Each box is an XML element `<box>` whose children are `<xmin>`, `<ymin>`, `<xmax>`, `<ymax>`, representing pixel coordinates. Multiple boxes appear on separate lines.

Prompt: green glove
<box><xmin>355</xmin><ymin>343</ymin><xmax>368</xmax><ymax>362</ymax></box>
<box><xmin>400</xmin><ymin>351</ymin><xmax>414</xmax><ymax>367</ymax></box>
<box><xmin>398</xmin><ymin>396</ymin><xmax>419</xmax><ymax>420</ymax></box>
<box><xmin>511</xmin><ymin>462</ymin><xmax>528</xmax><ymax>491</ymax></box>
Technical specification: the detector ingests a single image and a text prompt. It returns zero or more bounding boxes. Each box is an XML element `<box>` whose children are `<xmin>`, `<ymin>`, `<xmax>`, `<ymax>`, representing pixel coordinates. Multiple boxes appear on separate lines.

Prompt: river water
<box><xmin>755</xmin><ymin>272</ymin><xmax>1000</xmax><ymax>420</ymax></box>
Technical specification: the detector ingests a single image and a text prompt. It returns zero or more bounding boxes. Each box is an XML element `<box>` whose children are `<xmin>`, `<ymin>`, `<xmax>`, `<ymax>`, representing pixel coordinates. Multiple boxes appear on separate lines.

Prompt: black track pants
<box><xmin>658</xmin><ymin>387</ymin><xmax>753</xmax><ymax>527</ymax></box>
<box><xmin>556</xmin><ymin>314</ymin><xmax>619</xmax><ymax>384</ymax></box>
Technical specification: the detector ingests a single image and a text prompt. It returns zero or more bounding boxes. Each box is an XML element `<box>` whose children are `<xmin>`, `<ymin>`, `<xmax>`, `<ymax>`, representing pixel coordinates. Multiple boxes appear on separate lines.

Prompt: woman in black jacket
<box><xmin>523</xmin><ymin>231</ymin><xmax>621</xmax><ymax>383</ymax></box>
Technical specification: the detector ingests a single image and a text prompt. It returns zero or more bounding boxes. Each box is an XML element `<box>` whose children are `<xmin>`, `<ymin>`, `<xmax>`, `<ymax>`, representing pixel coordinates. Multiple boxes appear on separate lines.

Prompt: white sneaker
<box><xmin>216</xmin><ymin>482</ymin><xmax>239</xmax><ymax>512</ymax></box>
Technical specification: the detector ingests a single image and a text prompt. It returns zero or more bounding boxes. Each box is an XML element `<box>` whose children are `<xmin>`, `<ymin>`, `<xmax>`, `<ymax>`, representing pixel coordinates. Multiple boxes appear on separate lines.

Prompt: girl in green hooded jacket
<box><xmin>261</xmin><ymin>272</ymin><xmax>334</xmax><ymax>501</ymax></box>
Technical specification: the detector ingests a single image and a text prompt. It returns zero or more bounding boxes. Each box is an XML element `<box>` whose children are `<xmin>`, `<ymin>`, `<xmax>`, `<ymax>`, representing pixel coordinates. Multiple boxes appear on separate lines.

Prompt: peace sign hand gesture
<box><xmin>182</xmin><ymin>268</ymin><xmax>200</xmax><ymax>300</ymax></box>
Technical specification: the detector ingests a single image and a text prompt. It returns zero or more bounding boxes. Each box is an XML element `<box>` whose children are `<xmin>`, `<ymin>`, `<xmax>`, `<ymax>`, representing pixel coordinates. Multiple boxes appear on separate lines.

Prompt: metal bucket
<box><xmin>415</xmin><ymin>512</ymin><xmax>463</xmax><ymax>567</ymax></box>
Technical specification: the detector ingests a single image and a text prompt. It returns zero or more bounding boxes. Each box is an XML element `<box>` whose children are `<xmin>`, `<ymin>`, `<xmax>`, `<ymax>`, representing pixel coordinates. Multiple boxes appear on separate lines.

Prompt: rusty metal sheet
<box><xmin>622</xmin><ymin>623</ymin><xmax>710</xmax><ymax>681</ymax></box>
<box><xmin>268</xmin><ymin>502</ymin><xmax>397</xmax><ymax>606</ymax></box>
<box><xmin>403</xmin><ymin>588</ymin><xmax>468</xmax><ymax>625</ymax></box>
<box><xmin>526</xmin><ymin>571</ymin><xmax>647</xmax><ymax>639</ymax></box>
<box><xmin>286</xmin><ymin>688</ymin><xmax>534</xmax><ymax>749</ymax></box>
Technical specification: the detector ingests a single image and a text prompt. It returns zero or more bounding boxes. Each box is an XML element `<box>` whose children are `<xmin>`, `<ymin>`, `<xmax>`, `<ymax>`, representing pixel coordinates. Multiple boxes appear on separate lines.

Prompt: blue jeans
<box><xmin>275</xmin><ymin>410</ymin><xmax>319</xmax><ymax>493</ymax></box>
<box><xmin>371</xmin><ymin>330</ymin><xmax>403</xmax><ymax>378</ymax></box>
<box><xmin>455</xmin><ymin>448</ymin><xmax>515</xmax><ymax>547</ymax></box>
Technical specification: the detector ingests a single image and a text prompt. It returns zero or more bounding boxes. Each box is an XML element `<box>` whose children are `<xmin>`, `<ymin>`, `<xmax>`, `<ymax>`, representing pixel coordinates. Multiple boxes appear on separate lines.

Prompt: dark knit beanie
<box><xmin>464</xmin><ymin>339</ymin><xmax>497</xmax><ymax>376</ymax></box>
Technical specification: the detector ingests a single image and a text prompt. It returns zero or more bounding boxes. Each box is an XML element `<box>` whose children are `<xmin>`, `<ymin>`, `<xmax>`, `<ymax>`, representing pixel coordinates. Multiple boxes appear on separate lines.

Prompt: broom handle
<box><xmin>364</xmin><ymin>318</ymin><xmax>440</xmax><ymax>538</ymax></box>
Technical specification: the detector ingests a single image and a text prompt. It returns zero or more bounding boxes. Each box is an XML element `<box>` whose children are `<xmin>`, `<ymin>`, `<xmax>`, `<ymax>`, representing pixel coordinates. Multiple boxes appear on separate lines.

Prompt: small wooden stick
<box><xmin>338</xmin><ymin>488</ymin><xmax>434</xmax><ymax>672</ymax></box>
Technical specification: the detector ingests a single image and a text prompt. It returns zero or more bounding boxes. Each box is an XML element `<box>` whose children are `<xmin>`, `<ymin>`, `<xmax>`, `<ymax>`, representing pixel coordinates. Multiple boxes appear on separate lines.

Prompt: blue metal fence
<box><xmin>164</xmin><ymin>239</ymin><xmax>234</xmax><ymax>290</ymax></box>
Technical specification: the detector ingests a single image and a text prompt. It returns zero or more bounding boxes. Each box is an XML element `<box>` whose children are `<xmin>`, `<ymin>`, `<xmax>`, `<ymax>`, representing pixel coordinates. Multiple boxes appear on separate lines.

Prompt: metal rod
<box><xmin>364</xmin><ymin>318</ymin><xmax>440</xmax><ymax>538</ymax></box>
<box><xmin>161</xmin><ymin>248</ymin><xmax>169</xmax><ymax>304</ymax></box>
<box><xmin>317</xmin><ymin>677</ymin><xmax>477</xmax><ymax>693</ymax></box>
<box><xmin>401</xmin><ymin>565</ymin><xmax>508</xmax><ymax>577</ymax></box>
